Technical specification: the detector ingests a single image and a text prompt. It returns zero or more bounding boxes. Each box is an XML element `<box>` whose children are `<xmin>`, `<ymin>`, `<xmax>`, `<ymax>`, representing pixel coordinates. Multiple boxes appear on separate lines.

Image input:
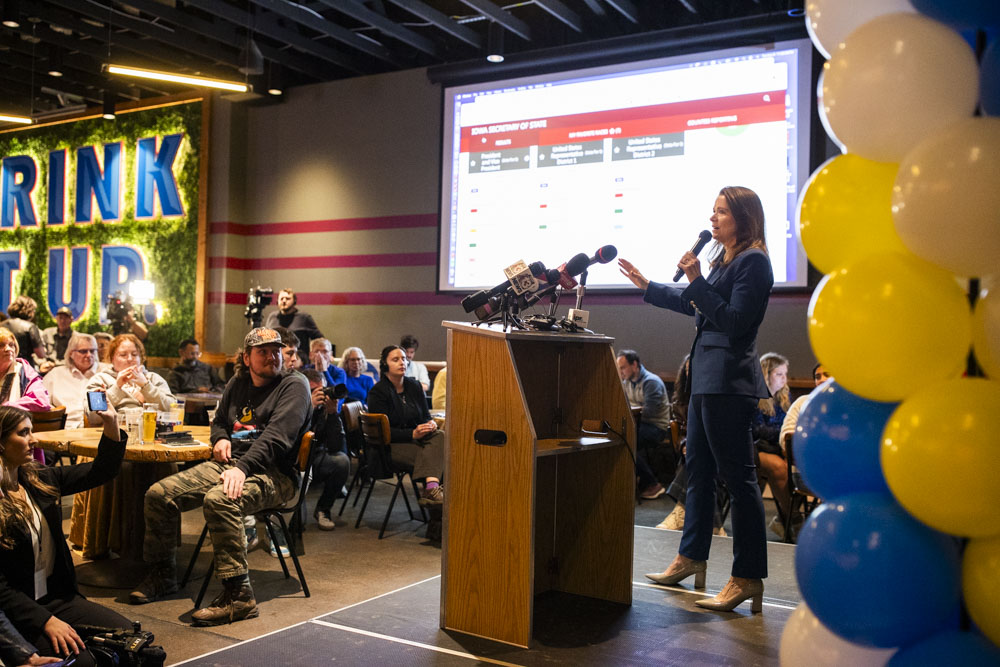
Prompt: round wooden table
<box><xmin>36</xmin><ymin>426</ymin><xmax>213</xmax><ymax>461</ymax></box>
<box><xmin>36</xmin><ymin>427</ymin><xmax>213</xmax><ymax>561</ymax></box>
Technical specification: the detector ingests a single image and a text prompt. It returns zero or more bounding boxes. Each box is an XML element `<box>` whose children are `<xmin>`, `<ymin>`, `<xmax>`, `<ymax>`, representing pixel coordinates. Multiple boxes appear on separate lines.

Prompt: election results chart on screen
<box><xmin>438</xmin><ymin>39</ymin><xmax>813</xmax><ymax>292</ymax></box>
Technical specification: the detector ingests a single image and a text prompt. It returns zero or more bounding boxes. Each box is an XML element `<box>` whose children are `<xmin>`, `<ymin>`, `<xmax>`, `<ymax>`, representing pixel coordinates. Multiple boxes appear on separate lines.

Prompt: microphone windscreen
<box><xmin>595</xmin><ymin>245</ymin><xmax>618</xmax><ymax>263</ymax></box>
<box><xmin>529</xmin><ymin>261</ymin><xmax>547</xmax><ymax>276</ymax></box>
<box><xmin>544</xmin><ymin>268</ymin><xmax>561</xmax><ymax>283</ymax></box>
<box><xmin>565</xmin><ymin>253</ymin><xmax>590</xmax><ymax>277</ymax></box>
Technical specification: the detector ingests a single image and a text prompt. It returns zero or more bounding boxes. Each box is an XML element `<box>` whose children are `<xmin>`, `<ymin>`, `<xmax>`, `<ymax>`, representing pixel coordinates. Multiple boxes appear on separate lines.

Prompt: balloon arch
<box><xmin>781</xmin><ymin>1</ymin><xmax>1000</xmax><ymax>664</ymax></box>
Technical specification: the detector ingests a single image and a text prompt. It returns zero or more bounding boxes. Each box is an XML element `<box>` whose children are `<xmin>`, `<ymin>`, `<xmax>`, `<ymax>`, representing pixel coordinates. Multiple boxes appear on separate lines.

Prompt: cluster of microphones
<box><xmin>461</xmin><ymin>245</ymin><xmax>618</xmax><ymax>330</ymax></box>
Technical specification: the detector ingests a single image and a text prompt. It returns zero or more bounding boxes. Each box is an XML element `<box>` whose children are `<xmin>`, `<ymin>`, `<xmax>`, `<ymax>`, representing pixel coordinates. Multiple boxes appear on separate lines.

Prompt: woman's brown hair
<box><xmin>0</xmin><ymin>406</ymin><xmax>58</xmax><ymax>549</ymax></box>
<box><xmin>708</xmin><ymin>186</ymin><xmax>769</xmax><ymax>268</ymax></box>
<box><xmin>107</xmin><ymin>333</ymin><xmax>146</xmax><ymax>367</ymax></box>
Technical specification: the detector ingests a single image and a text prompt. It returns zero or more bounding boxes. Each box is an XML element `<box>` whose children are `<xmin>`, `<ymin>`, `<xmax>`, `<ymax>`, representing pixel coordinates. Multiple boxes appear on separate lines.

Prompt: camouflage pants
<box><xmin>142</xmin><ymin>460</ymin><xmax>296</xmax><ymax>579</ymax></box>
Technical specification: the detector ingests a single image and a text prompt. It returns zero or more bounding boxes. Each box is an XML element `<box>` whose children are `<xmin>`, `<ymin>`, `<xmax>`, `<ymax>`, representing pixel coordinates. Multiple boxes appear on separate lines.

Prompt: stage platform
<box><xmin>172</xmin><ymin>527</ymin><xmax>799</xmax><ymax>666</ymax></box>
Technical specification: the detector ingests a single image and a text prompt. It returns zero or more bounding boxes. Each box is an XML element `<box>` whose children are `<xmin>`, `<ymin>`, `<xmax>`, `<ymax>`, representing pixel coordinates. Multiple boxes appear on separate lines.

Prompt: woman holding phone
<box><xmin>84</xmin><ymin>334</ymin><xmax>174</xmax><ymax>416</ymax></box>
<box><xmin>0</xmin><ymin>405</ymin><xmax>131</xmax><ymax>665</ymax></box>
<box><xmin>77</xmin><ymin>334</ymin><xmax>175</xmax><ymax>559</ymax></box>
<box><xmin>618</xmin><ymin>186</ymin><xmax>774</xmax><ymax>613</ymax></box>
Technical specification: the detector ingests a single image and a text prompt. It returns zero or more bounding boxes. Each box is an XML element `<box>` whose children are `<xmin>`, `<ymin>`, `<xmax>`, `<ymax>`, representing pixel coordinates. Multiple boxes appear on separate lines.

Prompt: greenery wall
<box><xmin>0</xmin><ymin>101</ymin><xmax>201</xmax><ymax>356</ymax></box>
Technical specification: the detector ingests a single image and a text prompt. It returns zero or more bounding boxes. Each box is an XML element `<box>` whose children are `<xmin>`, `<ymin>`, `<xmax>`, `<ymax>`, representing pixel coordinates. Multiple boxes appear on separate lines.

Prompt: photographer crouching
<box><xmin>0</xmin><ymin>405</ymin><xmax>132</xmax><ymax>666</ymax></box>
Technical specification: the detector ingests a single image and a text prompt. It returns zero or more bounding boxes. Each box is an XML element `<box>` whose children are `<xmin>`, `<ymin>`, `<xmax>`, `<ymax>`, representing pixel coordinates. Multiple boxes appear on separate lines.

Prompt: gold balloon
<box><xmin>798</xmin><ymin>154</ymin><xmax>908</xmax><ymax>274</ymax></box>
<box><xmin>808</xmin><ymin>251</ymin><xmax>970</xmax><ymax>402</ymax></box>
<box><xmin>963</xmin><ymin>536</ymin><xmax>1000</xmax><ymax>647</ymax></box>
<box><xmin>882</xmin><ymin>378</ymin><xmax>1000</xmax><ymax>537</ymax></box>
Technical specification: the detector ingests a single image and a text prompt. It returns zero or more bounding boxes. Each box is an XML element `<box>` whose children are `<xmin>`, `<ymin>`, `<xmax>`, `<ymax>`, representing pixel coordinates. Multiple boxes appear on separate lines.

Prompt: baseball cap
<box><xmin>56</xmin><ymin>306</ymin><xmax>73</xmax><ymax>317</ymax></box>
<box><xmin>243</xmin><ymin>327</ymin><xmax>283</xmax><ymax>348</ymax></box>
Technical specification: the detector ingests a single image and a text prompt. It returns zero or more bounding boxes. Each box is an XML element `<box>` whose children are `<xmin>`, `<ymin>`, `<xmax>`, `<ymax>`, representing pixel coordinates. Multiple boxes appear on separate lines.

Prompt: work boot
<box><xmin>191</xmin><ymin>576</ymin><xmax>259</xmax><ymax>626</ymax></box>
<box><xmin>128</xmin><ymin>562</ymin><xmax>179</xmax><ymax>605</ymax></box>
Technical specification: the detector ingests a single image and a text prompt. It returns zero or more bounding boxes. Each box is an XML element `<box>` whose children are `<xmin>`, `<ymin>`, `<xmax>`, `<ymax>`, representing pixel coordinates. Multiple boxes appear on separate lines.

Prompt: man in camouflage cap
<box><xmin>129</xmin><ymin>327</ymin><xmax>311</xmax><ymax>625</ymax></box>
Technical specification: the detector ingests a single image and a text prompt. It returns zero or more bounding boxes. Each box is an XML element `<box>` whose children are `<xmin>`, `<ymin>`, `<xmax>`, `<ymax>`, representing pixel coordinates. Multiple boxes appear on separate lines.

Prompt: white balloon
<box><xmin>805</xmin><ymin>0</ymin><xmax>916</xmax><ymax>59</ymax></box>
<box><xmin>815</xmin><ymin>68</ymin><xmax>846</xmax><ymax>153</ymax></box>
<box><xmin>780</xmin><ymin>602</ymin><xmax>898</xmax><ymax>667</ymax></box>
<box><xmin>892</xmin><ymin>117</ymin><xmax>1000</xmax><ymax>278</ymax></box>
<box><xmin>822</xmin><ymin>13</ymin><xmax>979</xmax><ymax>162</ymax></box>
<box><xmin>973</xmin><ymin>288</ymin><xmax>1000</xmax><ymax>380</ymax></box>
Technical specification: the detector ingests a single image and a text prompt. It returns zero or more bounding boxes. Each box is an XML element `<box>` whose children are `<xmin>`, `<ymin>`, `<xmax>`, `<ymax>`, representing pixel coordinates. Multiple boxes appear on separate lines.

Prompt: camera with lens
<box><xmin>323</xmin><ymin>383</ymin><xmax>348</xmax><ymax>400</ymax></box>
<box><xmin>244</xmin><ymin>286</ymin><xmax>274</xmax><ymax>329</ymax></box>
<box><xmin>105</xmin><ymin>291</ymin><xmax>134</xmax><ymax>336</ymax></box>
<box><xmin>83</xmin><ymin>622</ymin><xmax>166</xmax><ymax>666</ymax></box>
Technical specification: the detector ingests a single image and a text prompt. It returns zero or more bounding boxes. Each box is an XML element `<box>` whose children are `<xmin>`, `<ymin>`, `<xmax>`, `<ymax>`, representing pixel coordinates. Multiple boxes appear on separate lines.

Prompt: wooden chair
<box><xmin>32</xmin><ymin>407</ymin><xmax>69</xmax><ymax>464</ymax></box>
<box><xmin>356</xmin><ymin>413</ymin><xmax>424</xmax><ymax>539</ymax></box>
<box><xmin>783</xmin><ymin>433</ymin><xmax>820</xmax><ymax>543</ymax></box>
<box><xmin>31</xmin><ymin>406</ymin><xmax>68</xmax><ymax>431</ymax></box>
<box><xmin>338</xmin><ymin>401</ymin><xmax>367</xmax><ymax>516</ymax></box>
<box><xmin>182</xmin><ymin>432</ymin><xmax>315</xmax><ymax>607</ymax></box>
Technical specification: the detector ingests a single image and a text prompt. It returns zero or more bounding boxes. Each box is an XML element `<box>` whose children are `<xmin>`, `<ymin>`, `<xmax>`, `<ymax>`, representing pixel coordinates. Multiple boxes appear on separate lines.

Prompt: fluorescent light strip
<box><xmin>0</xmin><ymin>114</ymin><xmax>33</xmax><ymax>124</ymax></box>
<box><xmin>107</xmin><ymin>64</ymin><xmax>248</xmax><ymax>92</ymax></box>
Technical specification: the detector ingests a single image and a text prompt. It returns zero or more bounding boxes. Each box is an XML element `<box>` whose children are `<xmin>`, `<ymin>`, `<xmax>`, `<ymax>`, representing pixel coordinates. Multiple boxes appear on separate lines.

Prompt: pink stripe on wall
<box><xmin>210</xmin><ymin>213</ymin><xmax>437</xmax><ymax>236</ymax></box>
<box><xmin>210</xmin><ymin>252</ymin><xmax>436</xmax><ymax>270</ymax></box>
<box><xmin>208</xmin><ymin>291</ymin><xmax>647</xmax><ymax>307</ymax></box>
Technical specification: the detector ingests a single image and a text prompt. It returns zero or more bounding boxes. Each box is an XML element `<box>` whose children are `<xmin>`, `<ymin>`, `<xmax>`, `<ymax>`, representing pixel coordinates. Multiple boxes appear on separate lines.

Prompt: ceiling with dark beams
<box><xmin>1</xmin><ymin>0</ymin><xmax>803</xmax><ymax>120</ymax></box>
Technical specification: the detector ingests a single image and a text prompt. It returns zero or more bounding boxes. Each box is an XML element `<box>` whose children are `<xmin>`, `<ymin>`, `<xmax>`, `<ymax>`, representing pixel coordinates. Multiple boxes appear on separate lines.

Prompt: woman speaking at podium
<box><xmin>618</xmin><ymin>186</ymin><xmax>773</xmax><ymax>613</ymax></box>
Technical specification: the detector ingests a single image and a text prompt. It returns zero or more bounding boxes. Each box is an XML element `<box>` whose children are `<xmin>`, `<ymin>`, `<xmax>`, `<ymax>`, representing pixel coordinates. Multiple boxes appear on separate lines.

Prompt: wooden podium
<box><xmin>439</xmin><ymin>321</ymin><xmax>636</xmax><ymax>648</ymax></box>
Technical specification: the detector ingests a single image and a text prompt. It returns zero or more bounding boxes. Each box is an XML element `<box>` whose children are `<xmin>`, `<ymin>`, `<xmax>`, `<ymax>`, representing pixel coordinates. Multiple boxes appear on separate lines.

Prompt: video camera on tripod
<box><xmin>244</xmin><ymin>286</ymin><xmax>273</xmax><ymax>328</ymax></box>
<box><xmin>105</xmin><ymin>291</ymin><xmax>134</xmax><ymax>336</ymax></box>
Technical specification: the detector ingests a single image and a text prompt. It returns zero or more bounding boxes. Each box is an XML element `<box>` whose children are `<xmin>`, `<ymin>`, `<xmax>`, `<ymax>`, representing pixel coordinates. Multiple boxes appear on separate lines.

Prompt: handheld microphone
<box><xmin>461</xmin><ymin>261</ymin><xmax>547</xmax><ymax>312</ymax></box>
<box><xmin>673</xmin><ymin>230</ymin><xmax>713</xmax><ymax>282</ymax></box>
<box><xmin>588</xmin><ymin>245</ymin><xmax>618</xmax><ymax>266</ymax></box>
<box><xmin>556</xmin><ymin>253</ymin><xmax>591</xmax><ymax>290</ymax></box>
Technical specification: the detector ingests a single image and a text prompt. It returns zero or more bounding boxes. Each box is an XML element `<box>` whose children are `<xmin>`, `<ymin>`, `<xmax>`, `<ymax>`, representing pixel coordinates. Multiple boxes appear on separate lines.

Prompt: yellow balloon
<box><xmin>973</xmin><ymin>288</ymin><xmax>1000</xmax><ymax>380</ymax></box>
<box><xmin>798</xmin><ymin>154</ymin><xmax>908</xmax><ymax>274</ymax></box>
<box><xmin>963</xmin><ymin>536</ymin><xmax>1000</xmax><ymax>647</ymax></box>
<box><xmin>881</xmin><ymin>379</ymin><xmax>1000</xmax><ymax>537</ymax></box>
<box><xmin>808</xmin><ymin>251</ymin><xmax>970</xmax><ymax>402</ymax></box>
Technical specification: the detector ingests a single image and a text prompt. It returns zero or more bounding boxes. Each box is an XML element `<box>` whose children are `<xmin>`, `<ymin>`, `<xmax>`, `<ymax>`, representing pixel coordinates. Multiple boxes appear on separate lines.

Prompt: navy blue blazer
<box><xmin>645</xmin><ymin>248</ymin><xmax>773</xmax><ymax>398</ymax></box>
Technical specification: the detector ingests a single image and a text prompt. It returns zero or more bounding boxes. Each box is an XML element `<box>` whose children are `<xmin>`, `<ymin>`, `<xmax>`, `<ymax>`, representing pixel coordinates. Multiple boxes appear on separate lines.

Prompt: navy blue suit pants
<box><xmin>679</xmin><ymin>394</ymin><xmax>768</xmax><ymax>579</ymax></box>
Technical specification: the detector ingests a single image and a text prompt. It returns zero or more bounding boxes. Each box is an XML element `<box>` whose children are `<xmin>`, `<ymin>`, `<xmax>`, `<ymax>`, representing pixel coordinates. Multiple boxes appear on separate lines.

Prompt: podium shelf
<box><xmin>536</xmin><ymin>436</ymin><xmax>624</xmax><ymax>457</ymax></box>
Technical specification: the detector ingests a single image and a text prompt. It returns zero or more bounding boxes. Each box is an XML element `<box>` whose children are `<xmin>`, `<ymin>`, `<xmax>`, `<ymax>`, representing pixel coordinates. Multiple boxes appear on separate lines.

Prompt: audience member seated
<box><xmin>38</xmin><ymin>307</ymin><xmax>75</xmax><ymax>374</ymax></box>
<box><xmin>129</xmin><ymin>328</ymin><xmax>311</xmax><ymax>627</ymax></box>
<box><xmin>272</xmin><ymin>327</ymin><xmax>303</xmax><ymax>372</ymax></box>
<box><xmin>42</xmin><ymin>334</ymin><xmax>104</xmax><ymax>429</ymax></box>
<box><xmin>339</xmin><ymin>347</ymin><xmax>374</xmax><ymax>406</ymax></box>
<box><xmin>0</xmin><ymin>405</ymin><xmax>131</xmax><ymax>666</ymax></box>
<box><xmin>616</xmin><ymin>349</ymin><xmax>673</xmax><ymax>500</ymax></box>
<box><xmin>84</xmin><ymin>334</ymin><xmax>174</xmax><ymax>415</ymax></box>
<box><xmin>780</xmin><ymin>363</ymin><xmax>830</xmax><ymax>448</ymax></box>
<box><xmin>658</xmin><ymin>356</ymin><xmax>727</xmax><ymax>536</ymax></box>
<box><xmin>367</xmin><ymin>346</ymin><xmax>445</xmax><ymax>508</ymax></box>
<box><xmin>753</xmin><ymin>352</ymin><xmax>791</xmax><ymax>538</ymax></box>
<box><xmin>301</xmin><ymin>370</ymin><xmax>349</xmax><ymax>531</ymax></box>
<box><xmin>306</xmin><ymin>338</ymin><xmax>346</xmax><ymax>389</ymax></box>
<box><xmin>400</xmin><ymin>334</ymin><xmax>430</xmax><ymax>392</ymax></box>
<box><xmin>0</xmin><ymin>297</ymin><xmax>46</xmax><ymax>371</ymax></box>
<box><xmin>93</xmin><ymin>333</ymin><xmax>112</xmax><ymax>364</ymax></box>
<box><xmin>1</xmin><ymin>608</ymin><xmax>61</xmax><ymax>666</ymax></box>
<box><xmin>0</xmin><ymin>329</ymin><xmax>52</xmax><ymax>465</ymax></box>
<box><xmin>167</xmin><ymin>338</ymin><xmax>225</xmax><ymax>395</ymax></box>
<box><xmin>74</xmin><ymin>334</ymin><xmax>176</xmax><ymax>559</ymax></box>
<box><xmin>431</xmin><ymin>367</ymin><xmax>446</xmax><ymax>412</ymax></box>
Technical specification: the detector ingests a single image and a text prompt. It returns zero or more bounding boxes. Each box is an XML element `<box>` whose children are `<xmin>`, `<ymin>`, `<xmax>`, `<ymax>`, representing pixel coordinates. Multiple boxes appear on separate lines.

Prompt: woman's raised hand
<box><xmin>618</xmin><ymin>258</ymin><xmax>650</xmax><ymax>290</ymax></box>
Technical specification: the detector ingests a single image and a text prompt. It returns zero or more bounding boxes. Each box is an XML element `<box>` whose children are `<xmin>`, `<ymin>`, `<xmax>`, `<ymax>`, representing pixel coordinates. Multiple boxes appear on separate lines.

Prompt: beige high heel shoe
<box><xmin>694</xmin><ymin>577</ymin><xmax>763</xmax><ymax>612</ymax></box>
<box><xmin>645</xmin><ymin>559</ymin><xmax>707</xmax><ymax>588</ymax></box>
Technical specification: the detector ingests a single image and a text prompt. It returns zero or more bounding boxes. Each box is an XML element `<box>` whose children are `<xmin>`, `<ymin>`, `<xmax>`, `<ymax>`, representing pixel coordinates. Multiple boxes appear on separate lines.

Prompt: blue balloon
<box><xmin>912</xmin><ymin>0</ymin><xmax>1000</xmax><ymax>29</ymax></box>
<box><xmin>888</xmin><ymin>631</ymin><xmax>1000</xmax><ymax>666</ymax></box>
<box><xmin>794</xmin><ymin>379</ymin><xmax>897</xmax><ymax>499</ymax></box>
<box><xmin>983</xmin><ymin>39</ymin><xmax>1000</xmax><ymax>116</ymax></box>
<box><xmin>795</xmin><ymin>493</ymin><xmax>962</xmax><ymax>648</ymax></box>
